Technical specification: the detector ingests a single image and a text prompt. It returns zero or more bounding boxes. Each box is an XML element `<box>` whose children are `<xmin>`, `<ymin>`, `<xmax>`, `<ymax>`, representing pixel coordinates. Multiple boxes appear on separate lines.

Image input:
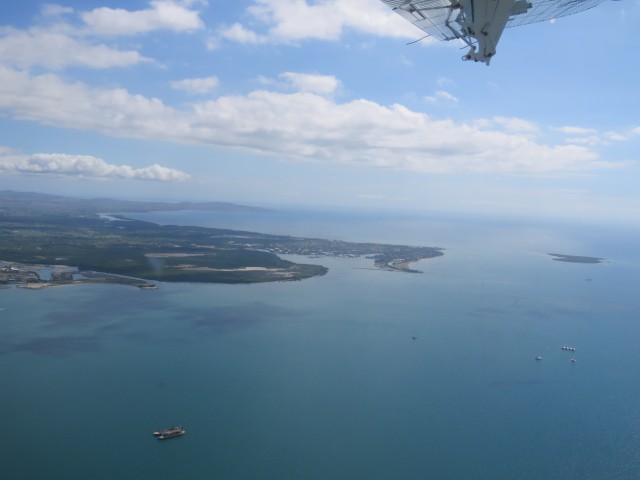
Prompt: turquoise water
<box><xmin>2</xmin><ymin>210</ymin><xmax>640</xmax><ymax>479</ymax></box>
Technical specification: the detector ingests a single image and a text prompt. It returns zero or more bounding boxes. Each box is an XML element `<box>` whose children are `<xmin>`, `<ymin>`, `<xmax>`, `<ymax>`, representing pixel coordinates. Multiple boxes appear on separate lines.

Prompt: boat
<box><xmin>534</xmin><ymin>356</ymin><xmax>542</xmax><ymax>361</ymax></box>
<box><xmin>153</xmin><ymin>426</ymin><xmax>186</xmax><ymax>440</ymax></box>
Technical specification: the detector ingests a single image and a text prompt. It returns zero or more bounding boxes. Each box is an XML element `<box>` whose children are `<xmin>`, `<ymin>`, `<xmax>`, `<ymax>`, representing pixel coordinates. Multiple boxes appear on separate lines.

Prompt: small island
<box><xmin>548</xmin><ymin>253</ymin><xmax>605</xmax><ymax>264</ymax></box>
<box><xmin>0</xmin><ymin>191</ymin><xmax>444</xmax><ymax>287</ymax></box>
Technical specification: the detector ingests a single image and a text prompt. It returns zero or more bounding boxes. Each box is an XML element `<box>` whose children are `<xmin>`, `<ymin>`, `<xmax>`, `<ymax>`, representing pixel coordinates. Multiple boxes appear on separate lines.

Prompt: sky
<box><xmin>0</xmin><ymin>0</ymin><xmax>639</xmax><ymax>221</ymax></box>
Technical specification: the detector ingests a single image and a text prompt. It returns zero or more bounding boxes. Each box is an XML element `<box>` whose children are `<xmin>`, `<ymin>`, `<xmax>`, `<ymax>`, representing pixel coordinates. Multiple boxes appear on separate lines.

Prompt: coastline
<box><xmin>2</xmin><ymin>262</ymin><xmax>157</xmax><ymax>290</ymax></box>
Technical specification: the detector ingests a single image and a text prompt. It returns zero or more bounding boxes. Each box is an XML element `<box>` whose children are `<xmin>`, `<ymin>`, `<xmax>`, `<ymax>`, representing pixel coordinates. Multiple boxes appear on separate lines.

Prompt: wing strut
<box><xmin>382</xmin><ymin>0</ymin><xmax>607</xmax><ymax>64</ymax></box>
<box><xmin>458</xmin><ymin>0</ymin><xmax>516</xmax><ymax>64</ymax></box>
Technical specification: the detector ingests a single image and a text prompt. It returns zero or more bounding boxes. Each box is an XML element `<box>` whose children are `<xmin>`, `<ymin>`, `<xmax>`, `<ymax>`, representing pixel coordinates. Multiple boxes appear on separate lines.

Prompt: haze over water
<box><xmin>2</xmin><ymin>208</ymin><xmax>640</xmax><ymax>479</ymax></box>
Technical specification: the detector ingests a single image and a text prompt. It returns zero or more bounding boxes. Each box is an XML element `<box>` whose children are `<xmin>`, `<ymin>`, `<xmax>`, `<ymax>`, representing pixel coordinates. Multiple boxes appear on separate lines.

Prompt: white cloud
<box><xmin>0</xmin><ymin>26</ymin><xmax>151</xmax><ymax>70</ymax></box>
<box><xmin>0</xmin><ymin>1</ymin><xmax>210</xmax><ymax>71</ymax></box>
<box><xmin>0</xmin><ymin>66</ymin><xmax>623</xmax><ymax>175</ymax></box>
<box><xmin>424</xmin><ymin>90</ymin><xmax>459</xmax><ymax>106</ymax></box>
<box><xmin>398</xmin><ymin>54</ymin><xmax>413</xmax><ymax>66</ymax></box>
<box><xmin>556</xmin><ymin>126</ymin><xmax>635</xmax><ymax>146</ymax></box>
<box><xmin>204</xmin><ymin>36</ymin><xmax>220</xmax><ymax>50</ymax></box>
<box><xmin>81</xmin><ymin>0</ymin><xmax>204</xmax><ymax>36</ymax></box>
<box><xmin>41</xmin><ymin>4</ymin><xmax>74</xmax><ymax>17</ymax></box>
<box><xmin>219</xmin><ymin>0</ymin><xmax>416</xmax><ymax>45</ymax></box>
<box><xmin>0</xmin><ymin>148</ymin><xmax>189</xmax><ymax>181</ymax></box>
<box><xmin>217</xmin><ymin>23</ymin><xmax>267</xmax><ymax>44</ymax></box>
<box><xmin>564</xmin><ymin>136</ymin><xmax>603</xmax><ymax>146</ymax></box>
<box><xmin>492</xmin><ymin>116</ymin><xmax>539</xmax><ymax>134</ymax></box>
<box><xmin>556</xmin><ymin>126</ymin><xmax>598</xmax><ymax>135</ymax></box>
<box><xmin>171</xmin><ymin>76</ymin><xmax>219</xmax><ymax>94</ymax></box>
<box><xmin>280</xmin><ymin>72</ymin><xmax>340</xmax><ymax>95</ymax></box>
<box><xmin>255</xmin><ymin>75</ymin><xmax>275</xmax><ymax>87</ymax></box>
<box><xmin>436</xmin><ymin>76</ymin><xmax>455</xmax><ymax>87</ymax></box>
<box><xmin>604</xmin><ymin>131</ymin><xmax>627</xmax><ymax>142</ymax></box>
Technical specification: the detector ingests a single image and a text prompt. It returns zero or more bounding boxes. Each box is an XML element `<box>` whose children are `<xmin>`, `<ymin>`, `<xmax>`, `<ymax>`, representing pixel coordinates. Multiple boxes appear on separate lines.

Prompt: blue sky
<box><xmin>0</xmin><ymin>0</ymin><xmax>639</xmax><ymax>221</ymax></box>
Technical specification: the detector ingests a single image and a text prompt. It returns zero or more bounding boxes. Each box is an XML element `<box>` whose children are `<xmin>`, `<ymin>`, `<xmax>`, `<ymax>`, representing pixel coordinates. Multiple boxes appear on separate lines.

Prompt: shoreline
<box><xmin>2</xmin><ymin>262</ymin><xmax>157</xmax><ymax>290</ymax></box>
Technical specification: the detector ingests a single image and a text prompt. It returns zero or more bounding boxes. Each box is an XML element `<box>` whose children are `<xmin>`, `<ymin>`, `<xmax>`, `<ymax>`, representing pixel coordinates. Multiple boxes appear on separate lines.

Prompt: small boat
<box><xmin>570</xmin><ymin>358</ymin><xmax>576</xmax><ymax>363</ymax></box>
<box><xmin>534</xmin><ymin>356</ymin><xmax>542</xmax><ymax>361</ymax></box>
<box><xmin>153</xmin><ymin>426</ymin><xmax>186</xmax><ymax>440</ymax></box>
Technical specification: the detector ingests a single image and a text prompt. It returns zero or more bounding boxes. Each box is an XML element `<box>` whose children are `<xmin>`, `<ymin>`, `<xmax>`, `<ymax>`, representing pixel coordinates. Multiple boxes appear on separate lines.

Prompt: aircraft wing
<box><xmin>506</xmin><ymin>0</ymin><xmax>606</xmax><ymax>28</ymax></box>
<box><xmin>381</xmin><ymin>0</ymin><xmax>607</xmax><ymax>64</ymax></box>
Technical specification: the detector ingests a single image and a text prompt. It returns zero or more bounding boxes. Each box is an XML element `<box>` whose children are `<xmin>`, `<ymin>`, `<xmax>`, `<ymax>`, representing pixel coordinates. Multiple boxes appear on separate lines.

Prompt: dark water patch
<box><xmin>190</xmin><ymin>301</ymin><xmax>302</xmax><ymax>334</ymax></box>
<box><xmin>113</xmin><ymin>328</ymin><xmax>194</xmax><ymax>347</ymax></box>
<box><xmin>39</xmin><ymin>287</ymin><xmax>173</xmax><ymax>333</ymax></box>
<box><xmin>520</xmin><ymin>308</ymin><xmax>553</xmax><ymax>320</ymax></box>
<box><xmin>470</xmin><ymin>306</ymin><xmax>508</xmax><ymax>318</ymax></box>
<box><xmin>488</xmin><ymin>378</ymin><xmax>543</xmax><ymax>389</ymax></box>
<box><xmin>39</xmin><ymin>310</ymin><xmax>126</xmax><ymax>332</ymax></box>
<box><xmin>0</xmin><ymin>335</ymin><xmax>101</xmax><ymax>357</ymax></box>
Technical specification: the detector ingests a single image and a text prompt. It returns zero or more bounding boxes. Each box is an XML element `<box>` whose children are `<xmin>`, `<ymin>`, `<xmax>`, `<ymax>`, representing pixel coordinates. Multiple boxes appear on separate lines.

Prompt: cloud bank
<box><xmin>0</xmin><ymin>67</ymin><xmax>617</xmax><ymax>175</ymax></box>
<box><xmin>0</xmin><ymin>148</ymin><xmax>189</xmax><ymax>181</ymax></box>
<box><xmin>280</xmin><ymin>72</ymin><xmax>340</xmax><ymax>95</ymax></box>
<box><xmin>0</xmin><ymin>1</ymin><xmax>632</xmax><ymax>180</ymax></box>
<box><xmin>171</xmin><ymin>76</ymin><xmax>219</xmax><ymax>94</ymax></box>
<box><xmin>0</xmin><ymin>0</ymin><xmax>205</xmax><ymax>70</ymax></box>
<box><xmin>81</xmin><ymin>0</ymin><xmax>205</xmax><ymax>36</ymax></box>
<box><xmin>215</xmin><ymin>0</ymin><xmax>417</xmax><ymax>45</ymax></box>
<box><xmin>0</xmin><ymin>26</ymin><xmax>151</xmax><ymax>70</ymax></box>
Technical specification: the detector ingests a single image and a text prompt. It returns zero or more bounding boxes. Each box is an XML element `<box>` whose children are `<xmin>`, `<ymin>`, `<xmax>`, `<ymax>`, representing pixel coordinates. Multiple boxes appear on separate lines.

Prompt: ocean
<box><xmin>2</xmin><ymin>208</ymin><xmax>640</xmax><ymax>479</ymax></box>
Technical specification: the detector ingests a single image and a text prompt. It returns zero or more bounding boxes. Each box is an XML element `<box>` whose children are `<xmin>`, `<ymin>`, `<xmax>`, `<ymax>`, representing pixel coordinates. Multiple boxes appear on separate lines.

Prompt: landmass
<box><xmin>0</xmin><ymin>191</ymin><xmax>444</xmax><ymax>287</ymax></box>
<box><xmin>1</xmin><ymin>264</ymin><xmax>157</xmax><ymax>289</ymax></box>
<box><xmin>548</xmin><ymin>253</ymin><xmax>604</xmax><ymax>264</ymax></box>
<box><xmin>0</xmin><ymin>190</ymin><xmax>268</xmax><ymax>215</ymax></box>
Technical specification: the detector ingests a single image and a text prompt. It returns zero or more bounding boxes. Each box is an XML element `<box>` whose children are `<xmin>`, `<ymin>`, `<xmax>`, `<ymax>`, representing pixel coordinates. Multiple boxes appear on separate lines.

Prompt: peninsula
<box><xmin>0</xmin><ymin>191</ymin><xmax>444</xmax><ymax>286</ymax></box>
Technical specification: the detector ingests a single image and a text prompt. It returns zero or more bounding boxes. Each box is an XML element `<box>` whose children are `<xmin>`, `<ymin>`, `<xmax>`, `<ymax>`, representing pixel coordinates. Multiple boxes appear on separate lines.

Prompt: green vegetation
<box><xmin>0</xmin><ymin>191</ymin><xmax>444</xmax><ymax>284</ymax></box>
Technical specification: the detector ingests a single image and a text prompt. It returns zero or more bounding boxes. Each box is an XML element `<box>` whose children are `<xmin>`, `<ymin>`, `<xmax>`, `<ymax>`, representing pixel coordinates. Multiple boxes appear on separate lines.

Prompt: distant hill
<box><xmin>0</xmin><ymin>190</ymin><xmax>268</xmax><ymax>216</ymax></box>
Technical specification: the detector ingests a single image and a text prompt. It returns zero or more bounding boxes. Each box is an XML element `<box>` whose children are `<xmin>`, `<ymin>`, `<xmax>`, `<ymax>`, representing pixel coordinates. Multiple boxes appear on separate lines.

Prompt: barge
<box><xmin>153</xmin><ymin>426</ymin><xmax>186</xmax><ymax>440</ymax></box>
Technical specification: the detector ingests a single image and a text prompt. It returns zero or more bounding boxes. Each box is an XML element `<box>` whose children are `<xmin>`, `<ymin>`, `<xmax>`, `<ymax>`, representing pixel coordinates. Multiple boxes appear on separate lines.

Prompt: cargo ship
<box><xmin>153</xmin><ymin>426</ymin><xmax>186</xmax><ymax>440</ymax></box>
